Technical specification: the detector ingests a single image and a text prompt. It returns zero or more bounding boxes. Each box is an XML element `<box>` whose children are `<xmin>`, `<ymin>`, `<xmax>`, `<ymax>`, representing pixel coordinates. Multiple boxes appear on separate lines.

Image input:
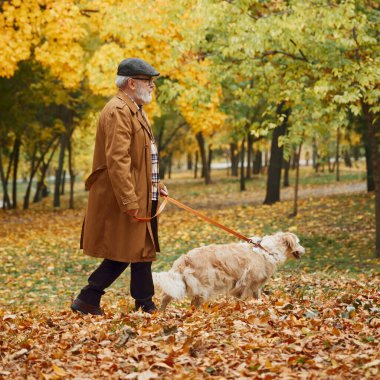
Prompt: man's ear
<box><xmin>126</xmin><ymin>78</ymin><xmax>135</xmax><ymax>90</ymax></box>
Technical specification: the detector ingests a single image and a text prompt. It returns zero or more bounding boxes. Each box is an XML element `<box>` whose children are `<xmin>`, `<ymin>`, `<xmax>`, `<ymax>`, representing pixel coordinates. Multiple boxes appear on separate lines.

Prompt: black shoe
<box><xmin>134</xmin><ymin>304</ymin><xmax>158</xmax><ymax>315</ymax></box>
<box><xmin>71</xmin><ymin>298</ymin><xmax>104</xmax><ymax>316</ymax></box>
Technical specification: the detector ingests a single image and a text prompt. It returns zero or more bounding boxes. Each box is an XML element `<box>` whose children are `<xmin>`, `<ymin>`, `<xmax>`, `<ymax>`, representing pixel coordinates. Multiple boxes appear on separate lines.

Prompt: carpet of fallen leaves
<box><xmin>1</xmin><ymin>277</ymin><xmax>380</xmax><ymax>379</ymax></box>
<box><xmin>1</xmin><ymin>175</ymin><xmax>380</xmax><ymax>379</ymax></box>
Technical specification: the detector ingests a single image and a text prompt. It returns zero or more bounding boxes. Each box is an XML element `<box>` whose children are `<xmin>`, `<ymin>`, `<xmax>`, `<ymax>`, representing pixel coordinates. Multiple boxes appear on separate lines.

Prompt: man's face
<box><xmin>129</xmin><ymin>76</ymin><xmax>155</xmax><ymax>105</ymax></box>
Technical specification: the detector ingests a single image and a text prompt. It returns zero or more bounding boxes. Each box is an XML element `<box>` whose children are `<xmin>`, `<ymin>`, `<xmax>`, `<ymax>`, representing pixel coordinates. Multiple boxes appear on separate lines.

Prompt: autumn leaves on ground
<box><xmin>1</xmin><ymin>169</ymin><xmax>380</xmax><ymax>380</ymax></box>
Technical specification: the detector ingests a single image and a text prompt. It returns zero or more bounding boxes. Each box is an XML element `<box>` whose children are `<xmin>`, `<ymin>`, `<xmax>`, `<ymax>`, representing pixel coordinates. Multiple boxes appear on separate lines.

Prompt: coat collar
<box><xmin>116</xmin><ymin>89</ymin><xmax>152</xmax><ymax>136</ymax></box>
<box><xmin>116</xmin><ymin>89</ymin><xmax>139</xmax><ymax>115</ymax></box>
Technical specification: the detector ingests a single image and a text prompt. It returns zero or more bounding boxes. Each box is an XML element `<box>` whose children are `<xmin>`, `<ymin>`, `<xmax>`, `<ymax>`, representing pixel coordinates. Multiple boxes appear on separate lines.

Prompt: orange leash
<box><xmin>134</xmin><ymin>192</ymin><xmax>252</xmax><ymax>244</ymax></box>
<box><xmin>133</xmin><ymin>197</ymin><xmax>168</xmax><ymax>222</ymax></box>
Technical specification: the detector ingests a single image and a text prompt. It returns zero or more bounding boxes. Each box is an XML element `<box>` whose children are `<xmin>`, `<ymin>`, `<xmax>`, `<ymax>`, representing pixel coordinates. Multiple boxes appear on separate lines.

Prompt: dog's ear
<box><xmin>281</xmin><ymin>233</ymin><xmax>298</xmax><ymax>250</ymax></box>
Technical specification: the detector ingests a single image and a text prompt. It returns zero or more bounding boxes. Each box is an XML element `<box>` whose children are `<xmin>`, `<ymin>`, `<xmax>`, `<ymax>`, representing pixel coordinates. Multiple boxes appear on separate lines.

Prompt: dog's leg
<box><xmin>240</xmin><ymin>288</ymin><xmax>252</xmax><ymax>300</ymax></box>
<box><xmin>231</xmin><ymin>288</ymin><xmax>243</xmax><ymax>298</ymax></box>
<box><xmin>191</xmin><ymin>295</ymin><xmax>204</xmax><ymax>308</ymax></box>
<box><xmin>231</xmin><ymin>269</ymin><xmax>249</xmax><ymax>299</ymax></box>
<box><xmin>252</xmin><ymin>288</ymin><xmax>259</xmax><ymax>300</ymax></box>
<box><xmin>252</xmin><ymin>282</ymin><xmax>265</xmax><ymax>300</ymax></box>
<box><xmin>239</xmin><ymin>281</ymin><xmax>261</xmax><ymax>300</ymax></box>
<box><xmin>160</xmin><ymin>294</ymin><xmax>173</xmax><ymax>311</ymax></box>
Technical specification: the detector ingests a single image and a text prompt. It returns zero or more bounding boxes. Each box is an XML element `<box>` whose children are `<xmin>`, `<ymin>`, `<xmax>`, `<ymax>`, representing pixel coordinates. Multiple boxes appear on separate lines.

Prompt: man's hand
<box><xmin>160</xmin><ymin>186</ymin><xmax>169</xmax><ymax>197</ymax></box>
<box><xmin>125</xmin><ymin>208</ymin><xmax>139</xmax><ymax>216</ymax></box>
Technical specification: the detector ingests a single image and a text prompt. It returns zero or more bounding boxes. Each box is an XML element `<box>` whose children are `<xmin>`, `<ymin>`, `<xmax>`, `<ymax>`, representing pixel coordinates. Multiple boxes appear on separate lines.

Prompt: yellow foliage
<box><xmin>34</xmin><ymin>1</ymin><xmax>87</xmax><ymax>88</ymax></box>
<box><xmin>0</xmin><ymin>0</ymin><xmax>40</xmax><ymax>77</ymax></box>
<box><xmin>87</xmin><ymin>43</ymin><xmax>126</xmax><ymax>96</ymax></box>
<box><xmin>177</xmin><ymin>89</ymin><xmax>226</xmax><ymax>135</ymax></box>
<box><xmin>175</xmin><ymin>59</ymin><xmax>227</xmax><ymax>135</ymax></box>
<box><xmin>86</xmin><ymin>0</ymin><xmax>194</xmax><ymax>83</ymax></box>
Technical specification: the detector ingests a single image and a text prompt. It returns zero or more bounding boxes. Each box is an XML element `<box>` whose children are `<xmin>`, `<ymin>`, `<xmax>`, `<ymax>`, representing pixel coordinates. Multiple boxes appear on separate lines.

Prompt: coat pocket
<box><xmin>85</xmin><ymin>165</ymin><xmax>107</xmax><ymax>190</ymax></box>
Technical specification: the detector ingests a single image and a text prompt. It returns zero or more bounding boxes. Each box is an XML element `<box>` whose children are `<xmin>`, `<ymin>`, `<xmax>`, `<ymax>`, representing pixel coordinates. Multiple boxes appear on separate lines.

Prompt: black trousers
<box><xmin>78</xmin><ymin>201</ymin><xmax>158</xmax><ymax>310</ymax></box>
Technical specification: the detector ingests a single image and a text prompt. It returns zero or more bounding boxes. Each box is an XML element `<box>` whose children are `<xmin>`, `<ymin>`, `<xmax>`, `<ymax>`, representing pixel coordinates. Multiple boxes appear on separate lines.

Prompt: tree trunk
<box><xmin>312</xmin><ymin>137</ymin><xmax>319</xmax><ymax>172</ymax></box>
<box><xmin>3</xmin><ymin>140</ymin><xmax>16</xmax><ymax>209</ymax></box>
<box><xmin>34</xmin><ymin>164</ymin><xmax>47</xmax><ymax>203</ymax></box>
<box><xmin>23</xmin><ymin>147</ymin><xmax>37</xmax><ymax>210</ymax></box>
<box><xmin>291</xmin><ymin>149</ymin><xmax>297</xmax><ymax>170</ymax></box>
<box><xmin>0</xmin><ymin>153</ymin><xmax>6</xmax><ymax>207</ymax></box>
<box><xmin>336</xmin><ymin>127</ymin><xmax>340</xmax><ymax>182</ymax></box>
<box><xmin>24</xmin><ymin>138</ymin><xmax>56</xmax><ymax>209</ymax></box>
<box><xmin>246</xmin><ymin>133</ymin><xmax>253</xmax><ymax>179</ymax></box>
<box><xmin>67</xmin><ymin>139</ymin><xmax>75</xmax><ymax>209</ymax></box>
<box><xmin>54</xmin><ymin>133</ymin><xmax>67</xmax><ymax>207</ymax></box>
<box><xmin>194</xmin><ymin>151</ymin><xmax>199</xmax><ymax>179</ymax></box>
<box><xmin>0</xmin><ymin>149</ymin><xmax>11</xmax><ymax>209</ymax></box>
<box><xmin>187</xmin><ymin>152</ymin><xmax>193</xmax><ymax>170</ymax></box>
<box><xmin>240</xmin><ymin>137</ymin><xmax>246</xmax><ymax>191</ymax></box>
<box><xmin>60</xmin><ymin>170</ymin><xmax>66</xmax><ymax>195</ymax></box>
<box><xmin>264</xmin><ymin>105</ymin><xmax>289</xmax><ymax>205</ymax></box>
<box><xmin>230</xmin><ymin>142</ymin><xmax>239</xmax><ymax>176</ymax></box>
<box><xmin>290</xmin><ymin>141</ymin><xmax>303</xmax><ymax>217</ymax></box>
<box><xmin>343</xmin><ymin>150</ymin><xmax>352</xmax><ymax>167</ymax></box>
<box><xmin>253</xmin><ymin>150</ymin><xmax>262</xmax><ymax>175</ymax></box>
<box><xmin>362</xmin><ymin>101</ymin><xmax>380</xmax><ymax>257</ymax></box>
<box><xmin>168</xmin><ymin>153</ymin><xmax>173</xmax><ymax>179</ymax></box>
<box><xmin>225</xmin><ymin>150</ymin><xmax>230</xmax><ymax>176</ymax></box>
<box><xmin>365</xmin><ymin>143</ymin><xmax>375</xmax><ymax>192</ymax></box>
<box><xmin>283</xmin><ymin>158</ymin><xmax>290</xmax><ymax>187</ymax></box>
<box><xmin>363</xmin><ymin>124</ymin><xmax>375</xmax><ymax>192</ymax></box>
<box><xmin>12</xmin><ymin>137</ymin><xmax>21</xmax><ymax>209</ymax></box>
<box><xmin>353</xmin><ymin>145</ymin><xmax>360</xmax><ymax>162</ymax></box>
<box><xmin>33</xmin><ymin>141</ymin><xmax>58</xmax><ymax>203</ymax></box>
<box><xmin>159</xmin><ymin>158</ymin><xmax>167</xmax><ymax>180</ymax></box>
<box><xmin>5</xmin><ymin>141</ymin><xmax>16</xmax><ymax>207</ymax></box>
<box><xmin>207</xmin><ymin>144</ymin><xmax>213</xmax><ymax>173</ymax></box>
<box><xmin>196</xmin><ymin>132</ymin><xmax>211</xmax><ymax>185</ymax></box>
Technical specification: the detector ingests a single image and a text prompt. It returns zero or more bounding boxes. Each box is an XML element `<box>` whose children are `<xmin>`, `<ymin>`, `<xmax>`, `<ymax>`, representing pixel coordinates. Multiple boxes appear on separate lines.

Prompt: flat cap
<box><xmin>117</xmin><ymin>58</ymin><xmax>159</xmax><ymax>77</ymax></box>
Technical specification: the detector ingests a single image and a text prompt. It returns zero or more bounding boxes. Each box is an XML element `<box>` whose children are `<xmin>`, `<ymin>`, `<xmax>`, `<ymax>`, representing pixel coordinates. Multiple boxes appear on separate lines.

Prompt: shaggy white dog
<box><xmin>153</xmin><ymin>232</ymin><xmax>305</xmax><ymax>310</ymax></box>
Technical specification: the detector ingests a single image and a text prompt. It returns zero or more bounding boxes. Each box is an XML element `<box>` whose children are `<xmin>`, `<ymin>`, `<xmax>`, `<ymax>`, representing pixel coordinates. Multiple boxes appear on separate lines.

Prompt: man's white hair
<box><xmin>115</xmin><ymin>75</ymin><xmax>130</xmax><ymax>88</ymax></box>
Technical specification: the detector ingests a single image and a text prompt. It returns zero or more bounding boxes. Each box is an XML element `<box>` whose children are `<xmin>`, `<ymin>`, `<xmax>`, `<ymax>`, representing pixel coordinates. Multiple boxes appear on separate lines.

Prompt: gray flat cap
<box><xmin>117</xmin><ymin>58</ymin><xmax>159</xmax><ymax>77</ymax></box>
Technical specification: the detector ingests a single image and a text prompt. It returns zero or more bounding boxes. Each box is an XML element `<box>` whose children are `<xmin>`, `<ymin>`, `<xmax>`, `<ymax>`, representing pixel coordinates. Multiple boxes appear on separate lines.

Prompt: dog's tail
<box><xmin>152</xmin><ymin>271</ymin><xmax>186</xmax><ymax>299</ymax></box>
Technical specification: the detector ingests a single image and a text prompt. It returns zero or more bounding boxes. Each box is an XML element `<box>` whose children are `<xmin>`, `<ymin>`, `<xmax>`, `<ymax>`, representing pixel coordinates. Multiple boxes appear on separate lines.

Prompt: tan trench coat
<box><xmin>80</xmin><ymin>90</ymin><xmax>164</xmax><ymax>263</ymax></box>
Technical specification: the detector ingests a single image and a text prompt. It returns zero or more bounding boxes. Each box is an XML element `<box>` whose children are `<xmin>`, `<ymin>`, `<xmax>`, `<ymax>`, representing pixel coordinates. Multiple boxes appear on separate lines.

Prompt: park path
<box><xmin>186</xmin><ymin>181</ymin><xmax>368</xmax><ymax>209</ymax></box>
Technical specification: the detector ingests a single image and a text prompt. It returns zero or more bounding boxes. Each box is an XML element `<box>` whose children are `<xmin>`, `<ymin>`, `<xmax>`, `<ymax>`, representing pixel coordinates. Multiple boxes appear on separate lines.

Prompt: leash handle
<box><xmin>133</xmin><ymin>197</ymin><xmax>168</xmax><ymax>222</ymax></box>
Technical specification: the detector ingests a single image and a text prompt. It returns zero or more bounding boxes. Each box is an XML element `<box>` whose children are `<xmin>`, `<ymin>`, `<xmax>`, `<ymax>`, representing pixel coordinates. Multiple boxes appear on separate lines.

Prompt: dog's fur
<box><xmin>153</xmin><ymin>232</ymin><xmax>305</xmax><ymax>310</ymax></box>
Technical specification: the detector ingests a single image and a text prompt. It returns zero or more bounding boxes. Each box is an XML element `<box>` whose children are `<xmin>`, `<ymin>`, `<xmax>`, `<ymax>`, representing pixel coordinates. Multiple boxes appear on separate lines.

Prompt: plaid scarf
<box><xmin>151</xmin><ymin>139</ymin><xmax>159</xmax><ymax>201</ymax></box>
<box><xmin>122</xmin><ymin>91</ymin><xmax>160</xmax><ymax>201</ymax></box>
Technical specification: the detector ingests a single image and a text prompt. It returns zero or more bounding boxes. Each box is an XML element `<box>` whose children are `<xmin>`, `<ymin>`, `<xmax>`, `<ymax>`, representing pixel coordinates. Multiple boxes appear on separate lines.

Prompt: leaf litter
<box><xmin>0</xmin><ymin>192</ymin><xmax>379</xmax><ymax>378</ymax></box>
<box><xmin>1</xmin><ymin>275</ymin><xmax>379</xmax><ymax>379</ymax></box>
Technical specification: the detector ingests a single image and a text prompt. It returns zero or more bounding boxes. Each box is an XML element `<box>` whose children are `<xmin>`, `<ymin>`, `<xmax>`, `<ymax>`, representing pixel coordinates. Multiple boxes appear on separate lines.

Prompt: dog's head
<box><xmin>251</xmin><ymin>232</ymin><xmax>305</xmax><ymax>261</ymax></box>
<box><xmin>278</xmin><ymin>232</ymin><xmax>305</xmax><ymax>260</ymax></box>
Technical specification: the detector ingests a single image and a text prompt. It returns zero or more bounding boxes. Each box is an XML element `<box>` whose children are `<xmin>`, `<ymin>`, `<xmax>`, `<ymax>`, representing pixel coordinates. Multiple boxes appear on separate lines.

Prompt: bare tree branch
<box><xmin>262</xmin><ymin>50</ymin><xmax>309</xmax><ymax>62</ymax></box>
<box><xmin>352</xmin><ymin>27</ymin><xmax>360</xmax><ymax>62</ymax></box>
<box><xmin>161</xmin><ymin>123</ymin><xmax>187</xmax><ymax>152</ymax></box>
<box><xmin>80</xmin><ymin>9</ymin><xmax>99</xmax><ymax>17</ymax></box>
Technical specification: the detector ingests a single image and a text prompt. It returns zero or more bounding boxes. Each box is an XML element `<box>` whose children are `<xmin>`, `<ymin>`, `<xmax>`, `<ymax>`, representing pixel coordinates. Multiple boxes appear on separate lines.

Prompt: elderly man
<box><xmin>71</xmin><ymin>58</ymin><xmax>167</xmax><ymax>315</ymax></box>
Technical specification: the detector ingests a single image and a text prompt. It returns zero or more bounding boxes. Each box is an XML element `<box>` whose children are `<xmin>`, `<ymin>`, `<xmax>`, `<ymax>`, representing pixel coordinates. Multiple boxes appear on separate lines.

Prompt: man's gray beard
<box><xmin>135</xmin><ymin>86</ymin><xmax>152</xmax><ymax>104</ymax></box>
